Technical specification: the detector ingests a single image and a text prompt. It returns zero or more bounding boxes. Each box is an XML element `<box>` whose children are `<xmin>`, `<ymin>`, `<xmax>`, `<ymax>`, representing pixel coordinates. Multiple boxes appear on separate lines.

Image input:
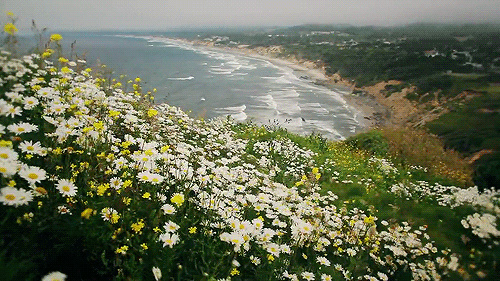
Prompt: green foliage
<box><xmin>427</xmin><ymin>91</ymin><xmax>500</xmax><ymax>189</ymax></box>
<box><xmin>344</xmin><ymin>130</ymin><xmax>389</xmax><ymax>156</ymax></box>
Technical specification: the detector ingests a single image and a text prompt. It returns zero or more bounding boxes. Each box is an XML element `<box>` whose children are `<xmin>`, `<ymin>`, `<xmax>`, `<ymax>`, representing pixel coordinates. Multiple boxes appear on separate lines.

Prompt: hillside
<box><xmin>1</xmin><ymin>28</ymin><xmax>500</xmax><ymax>280</ymax></box>
<box><xmin>193</xmin><ymin>24</ymin><xmax>500</xmax><ymax>189</ymax></box>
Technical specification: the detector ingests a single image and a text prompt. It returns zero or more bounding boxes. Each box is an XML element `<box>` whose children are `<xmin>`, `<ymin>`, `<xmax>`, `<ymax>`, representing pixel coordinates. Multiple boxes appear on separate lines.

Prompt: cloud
<box><xmin>3</xmin><ymin>0</ymin><xmax>500</xmax><ymax>31</ymax></box>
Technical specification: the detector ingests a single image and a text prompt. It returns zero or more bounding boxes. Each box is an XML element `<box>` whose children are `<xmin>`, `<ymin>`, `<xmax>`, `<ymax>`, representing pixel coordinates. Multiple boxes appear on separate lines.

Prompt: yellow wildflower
<box><xmin>147</xmin><ymin>109</ymin><xmax>158</xmax><ymax>117</ymax></box>
<box><xmin>4</xmin><ymin>23</ymin><xmax>18</xmax><ymax>35</ymax></box>
<box><xmin>61</xmin><ymin>66</ymin><xmax>71</xmax><ymax>73</ymax></box>
<box><xmin>97</xmin><ymin>184</ymin><xmax>109</xmax><ymax>196</ymax></box>
<box><xmin>115</xmin><ymin>245</ymin><xmax>128</xmax><ymax>255</ymax></box>
<box><xmin>142</xmin><ymin>192</ymin><xmax>151</xmax><ymax>199</ymax></box>
<box><xmin>189</xmin><ymin>226</ymin><xmax>197</xmax><ymax>234</ymax></box>
<box><xmin>110</xmin><ymin>213</ymin><xmax>120</xmax><ymax>224</ymax></box>
<box><xmin>81</xmin><ymin>208</ymin><xmax>93</xmax><ymax>219</ymax></box>
<box><xmin>0</xmin><ymin>140</ymin><xmax>13</xmax><ymax>147</ymax></box>
<box><xmin>364</xmin><ymin>215</ymin><xmax>375</xmax><ymax>225</ymax></box>
<box><xmin>230</xmin><ymin>268</ymin><xmax>240</xmax><ymax>276</ymax></box>
<box><xmin>58</xmin><ymin>57</ymin><xmax>69</xmax><ymax>63</ymax></box>
<box><xmin>131</xmin><ymin>219</ymin><xmax>145</xmax><ymax>233</ymax></box>
<box><xmin>135</xmin><ymin>77</ymin><xmax>141</xmax><ymax>82</ymax></box>
<box><xmin>122</xmin><ymin>197</ymin><xmax>131</xmax><ymax>205</ymax></box>
<box><xmin>123</xmin><ymin>180</ymin><xmax>132</xmax><ymax>188</ymax></box>
<box><xmin>50</xmin><ymin>33</ymin><xmax>63</xmax><ymax>41</ymax></box>
<box><xmin>141</xmin><ymin>243</ymin><xmax>148</xmax><ymax>250</ymax></box>
<box><xmin>93</xmin><ymin>121</ymin><xmax>104</xmax><ymax>131</ymax></box>
<box><xmin>170</xmin><ymin>193</ymin><xmax>185</xmax><ymax>206</ymax></box>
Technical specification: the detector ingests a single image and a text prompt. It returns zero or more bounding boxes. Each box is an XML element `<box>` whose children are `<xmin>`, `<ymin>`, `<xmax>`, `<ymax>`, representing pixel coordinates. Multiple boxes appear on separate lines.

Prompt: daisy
<box><xmin>316</xmin><ymin>256</ymin><xmax>331</xmax><ymax>266</ymax></box>
<box><xmin>7</xmin><ymin>122</ymin><xmax>38</xmax><ymax>135</ymax></box>
<box><xmin>0</xmin><ymin>186</ymin><xmax>33</xmax><ymax>207</ymax></box>
<box><xmin>321</xmin><ymin>274</ymin><xmax>332</xmax><ymax>281</ymax></box>
<box><xmin>5</xmin><ymin>91</ymin><xmax>21</xmax><ymax>101</ymax></box>
<box><xmin>22</xmin><ymin>96</ymin><xmax>39</xmax><ymax>110</ymax></box>
<box><xmin>149</xmin><ymin>173</ymin><xmax>164</xmax><ymax>184</ymax></box>
<box><xmin>0</xmin><ymin>147</ymin><xmax>18</xmax><ymax>161</ymax></box>
<box><xmin>137</xmin><ymin>171</ymin><xmax>152</xmax><ymax>183</ymax></box>
<box><xmin>4</xmin><ymin>104</ymin><xmax>22</xmax><ymax>118</ymax></box>
<box><xmin>101</xmin><ymin>207</ymin><xmax>120</xmax><ymax>224</ymax></box>
<box><xmin>37</xmin><ymin>87</ymin><xmax>57</xmax><ymax>99</ymax></box>
<box><xmin>161</xmin><ymin>203</ymin><xmax>176</xmax><ymax>215</ymax></box>
<box><xmin>158</xmin><ymin>232</ymin><xmax>179</xmax><ymax>248</ymax></box>
<box><xmin>152</xmin><ymin>267</ymin><xmax>162</xmax><ymax>281</ymax></box>
<box><xmin>56</xmin><ymin>179</ymin><xmax>78</xmax><ymax>197</ymax></box>
<box><xmin>57</xmin><ymin>205</ymin><xmax>72</xmax><ymax>215</ymax></box>
<box><xmin>301</xmin><ymin>271</ymin><xmax>315</xmax><ymax>281</ymax></box>
<box><xmin>109</xmin><ymin>177</ymin><xmax>122</xmax><ymax>190</ymax></box>
<box><xmin>163</xmin><ymin>221</ymin><xmax>179</xmax><ymax>233</ymax></box>
<box><xmin>18</xmin><ymin>140</ymin><xmax>45</xmax><ymax>155</ymax></box>
<box><xmin>41</xmin><ymin>271</ymin><xmax>67</xmax><ymax>281</ymax></box>
<box><xmin>0</xmin><ymin>159</ymin><xmax>19</xmax><ymax>177</ymax></box>
<box><xmin>19</xmin><ymin>165</ymin><xmax>46</xmax><ymax>184</ymax></box>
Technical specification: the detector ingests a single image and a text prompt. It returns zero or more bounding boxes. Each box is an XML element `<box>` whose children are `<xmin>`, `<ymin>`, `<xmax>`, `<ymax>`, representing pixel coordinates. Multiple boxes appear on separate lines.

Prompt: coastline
<box><xmin>168</xmin><ymin>37</ymin><xmax>391</xmax><ymax>130</ymax></box>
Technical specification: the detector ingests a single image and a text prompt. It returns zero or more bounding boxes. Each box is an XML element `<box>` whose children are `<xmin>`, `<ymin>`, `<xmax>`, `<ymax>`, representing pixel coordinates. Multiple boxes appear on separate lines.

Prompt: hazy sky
<box><xmin>3</xmin><ymin>0</ymin><xmax>500</xmax><ymax>31</ymax></box>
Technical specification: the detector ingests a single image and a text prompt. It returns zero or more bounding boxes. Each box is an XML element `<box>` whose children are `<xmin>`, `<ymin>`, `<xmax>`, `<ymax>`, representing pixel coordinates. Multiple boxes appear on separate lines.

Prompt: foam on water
<box><xmin>108</xmin><ymin>34</ymin><xmax>366</xmax><ymax>139</ymax></box>
<box><xmin>167</xmin><ymin>76</ymin><xmax>194</xmax><ymax>81</ymax></box>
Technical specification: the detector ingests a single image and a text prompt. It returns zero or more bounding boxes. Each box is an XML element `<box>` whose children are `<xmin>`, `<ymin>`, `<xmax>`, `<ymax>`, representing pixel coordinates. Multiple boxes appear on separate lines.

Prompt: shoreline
<box><xmin>173</xmin><ymin>38</ymin><xmax>391</xmax><ymax>130</ymax></box>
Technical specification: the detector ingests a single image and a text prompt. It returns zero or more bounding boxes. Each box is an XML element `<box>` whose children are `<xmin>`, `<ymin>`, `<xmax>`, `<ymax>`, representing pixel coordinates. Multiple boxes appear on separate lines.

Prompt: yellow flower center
<box><xmin>0</xmin><ymin>167</ymin><xmax>6</xmax><ymax>173</ymax></box>
<box><xmin>0</xmin><ymin>153</ymin><xmax>8</xmax><ymax>159</ymax></box>
<box><xmin>17</xmin><ymin>128</ymin><xmax>25</xmax><ymax>132</ymax></box>
<box><xmin>5</xmin><ymin>194</ymin><xmax>15</xmax><ymax>201</ymax></box>
<box><xmin>27</xmin><ymin>146</ymin><xmax>34</xmax><ymax>151</ymax></box>
<box><xmin>62</xmin><ymin>186</ymin><xmax>70</xmax><ymax>192</ymax></box>
<box><xmin>28</xmin><ymin>173</ymin><xmax>39</xmax><ymax>180</ymax></box>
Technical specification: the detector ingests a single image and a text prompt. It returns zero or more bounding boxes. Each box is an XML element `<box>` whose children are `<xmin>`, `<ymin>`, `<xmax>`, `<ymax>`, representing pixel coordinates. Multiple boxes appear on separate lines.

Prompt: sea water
<box><xmin>58</xmin><ymin>32</ymin><xmax>364</xmax><ymax>140</ymax></box>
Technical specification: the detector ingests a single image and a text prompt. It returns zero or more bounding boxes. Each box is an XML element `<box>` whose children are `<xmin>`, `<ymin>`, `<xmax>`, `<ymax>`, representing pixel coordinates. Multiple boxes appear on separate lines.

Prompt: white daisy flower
<box><xmin>19</xmin><ymin>165</ymin><xmax>46</xmax><ymax>184</ymax></box>
<box><xmin>7</xmin><ymin>122</ymin><xmax>38</xmax><ymax>135</ymax></box>
<box><xmin>0</xmin><ymin>186</ymin><xmax>33</xmax><ymax>207</ymax></box>
<box><xmin>18</xmin><ymin>140</ymin><xmax>45</xmax><ymax>155</ymax></box>
<box><xmin>161</xmin><ymin>203</ymin><xmax>176</xmax><ymax>215</ymax></box>
<box><xmin>163</xmin><ymin>221</ymin><xmax>180</xmax><ymax>233</ymax></box>
<box><xmin>0</xmin><ymin>159</ymin><xmax>19</xmax><ymax>176</ymax></box>
<box><xmin>23</xmin><ymin>96</ymin><xmax>39</xmax><ymax>110</ymax></box>
<box><xmin>57</xmin><ymin>205</ymin><xmax>72</xmax><ymax>215</ymax></box>
<box><xmin>56</xmin><ymin>179</ymin><xmax>78</xmax><ymax>197</ymax></box>
<box><xmin>41</xmin><ymin>271</ymin><xmax>67</xmax><ymax>281</ymax></box>
<box><xmin>152</xmin><ymin>267</ymin><xmax>162</xmax><ymax>281</ymax></box>
<box><xmin>0</xmin><ymin>147</ymin><xmax>18</xmax><ymax>161</ymax></box>
<box><xmin>158</xmin><ymin>233</ymin><xmax>179</xmax><ymax>248</ymax></box>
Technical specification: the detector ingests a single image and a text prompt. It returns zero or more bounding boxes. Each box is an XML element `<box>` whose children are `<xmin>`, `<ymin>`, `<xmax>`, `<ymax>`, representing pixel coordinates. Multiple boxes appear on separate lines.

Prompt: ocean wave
<box><xmin>167</xmin><ymin>76</ymin><xmax>195</xmax><ymax>81</ymax></box>
<box><xmin>253</xmin><ymin>94</ymin><xmax>278</xmax><ymax>110</ymax></box>
<box><xmin>215</xmin><ymin>105</ymin><xmax>247</xmax><ymax>121</ymax></box>
<box><xmin>301</xmin><ymin>103</ymin><xmax>330</xmax><ymax>115</ymax></box>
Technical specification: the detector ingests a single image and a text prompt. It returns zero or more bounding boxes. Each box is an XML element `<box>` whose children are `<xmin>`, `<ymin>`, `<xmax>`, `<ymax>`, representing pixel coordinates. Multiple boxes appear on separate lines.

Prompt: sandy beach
<box><xmin>169</xmin><ymin>38</ymin><xmax>391</xmax><ymax>131</ymax></box>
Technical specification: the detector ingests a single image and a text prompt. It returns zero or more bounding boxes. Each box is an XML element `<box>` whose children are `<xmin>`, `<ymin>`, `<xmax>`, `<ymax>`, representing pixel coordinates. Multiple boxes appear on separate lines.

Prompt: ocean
<box><xmin>57</xmin><ymin>32</ymin><xmax>364</xmax><ymax>140</ymax></box>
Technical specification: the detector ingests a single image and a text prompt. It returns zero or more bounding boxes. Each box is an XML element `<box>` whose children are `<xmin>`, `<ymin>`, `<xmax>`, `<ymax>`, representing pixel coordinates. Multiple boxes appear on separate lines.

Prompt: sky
<box><xmin>2</xmin><ymin>0</ymin><xmax>500</xmax><ymax>31</ymax></box>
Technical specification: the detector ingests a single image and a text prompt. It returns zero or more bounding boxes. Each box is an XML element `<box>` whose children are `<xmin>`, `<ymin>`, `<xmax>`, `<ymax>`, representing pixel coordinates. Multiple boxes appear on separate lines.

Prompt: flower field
<box><xmin>1</xmin><ymin>28</ymin><xmax>500</xmax><ymax>280</ymax></box>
